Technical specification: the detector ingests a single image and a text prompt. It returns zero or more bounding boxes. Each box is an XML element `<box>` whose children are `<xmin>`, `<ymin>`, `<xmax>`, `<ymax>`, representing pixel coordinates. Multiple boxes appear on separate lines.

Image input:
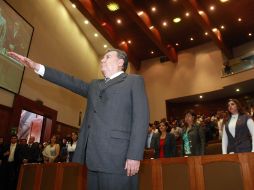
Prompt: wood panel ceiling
<box><xmin>70</xmin><ymin>0</ymin><xmax>254</xmax><ymax>69</ymax></box>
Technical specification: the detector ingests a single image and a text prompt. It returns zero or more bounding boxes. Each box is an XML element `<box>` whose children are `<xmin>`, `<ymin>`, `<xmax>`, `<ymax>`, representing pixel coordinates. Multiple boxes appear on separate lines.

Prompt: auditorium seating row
<box><xmin>18</xmin><ymin>153</ymin><xmax>254</xmax><ymax>190</ymax></box>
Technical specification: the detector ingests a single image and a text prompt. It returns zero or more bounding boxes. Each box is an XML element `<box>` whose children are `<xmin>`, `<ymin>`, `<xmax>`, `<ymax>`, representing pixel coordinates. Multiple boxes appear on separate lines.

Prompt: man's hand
<box><xmin>124</xmin><ymin>159</ymin><xmax>140</xmax><ymax>176</ymax></box>
<box><xmin>7</xmin><ymin>51</ymin><xmax>40</xmax><ymax>71</ymax></box>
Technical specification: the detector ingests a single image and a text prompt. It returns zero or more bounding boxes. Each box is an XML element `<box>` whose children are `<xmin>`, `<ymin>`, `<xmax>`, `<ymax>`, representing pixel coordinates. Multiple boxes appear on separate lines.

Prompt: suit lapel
<box><xmin>101</xmin><ymin>73</ymin><xmax>127</xmax><ymax>91</ymax></box>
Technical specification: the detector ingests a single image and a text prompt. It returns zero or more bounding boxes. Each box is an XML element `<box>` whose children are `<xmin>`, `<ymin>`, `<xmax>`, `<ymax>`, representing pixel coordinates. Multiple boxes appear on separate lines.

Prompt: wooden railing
<box><xmin>17</xmin><ymin>153</ymin><xmax>254</xmax><ymax>190</ymax></box>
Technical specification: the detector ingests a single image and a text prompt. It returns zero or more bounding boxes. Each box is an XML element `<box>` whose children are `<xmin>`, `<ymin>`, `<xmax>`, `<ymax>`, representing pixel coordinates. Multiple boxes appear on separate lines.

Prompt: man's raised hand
<box><xmin>7</xmin><ymin>51</ymin><xmax>40</xmax><ymax>71</ymax></box>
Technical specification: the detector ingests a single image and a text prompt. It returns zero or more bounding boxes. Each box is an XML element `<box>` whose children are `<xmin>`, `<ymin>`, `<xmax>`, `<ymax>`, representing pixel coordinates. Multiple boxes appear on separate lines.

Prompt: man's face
<box><xmin>100</xmin><ymin>51</ymin><xmax>123</xmax><ymax>77</ymax></box>
<box><xmin>11</xmin><ymin>136</ymin><xmax>17</xmax><ymax>144</ymax></box>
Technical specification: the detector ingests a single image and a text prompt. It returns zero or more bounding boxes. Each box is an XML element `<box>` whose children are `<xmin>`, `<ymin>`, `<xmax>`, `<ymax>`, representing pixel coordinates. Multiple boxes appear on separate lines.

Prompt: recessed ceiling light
<box><xmin>175</xmin><ymin>43</ymin><xmax>179</xmax><ymax>46</ymax></box>
<box><xmin>220</xmin><ymin>25</ymin><xmax>225</xmax><ymax>29</ymax></box>
<box><xmin>151</xmin><ymin>6</ymin><xmax>156</xmax><ymax>12</ymax></box>
<box><xmin>173</xmin><ymin>17</ymin><xmax>181</xmax><ymax>23</ymax></box>
<box><xmin>149</xmin><ymin>25</ymin><xmax>154</xmax><ymax>30</ymax></box>
<box><xmin>238</xmin><ymin>18</ymin><xmax>242</xmax><ymax>22</ymax></box>
<box><xmin>220</xmin><ymin>0</ymin><xmax>229</xmax><ymax>3</ymax></box>
<box><xmin>72</xmin><ymin>4</ymin><xmax>76</xmax><ymax>8</ymax></box>
<box><xmin>94</xmin><ymin>33</ymin><xmax>98</xmax><ymax>37</ymax></box>
<box><xmin>209</xmin><ymin>6</ymin><xmax>215</xmax><ymax>11</ymax></box>
<box><xmin>205</xmin><ymin>32</ymin><xmax>209</xmax><ymax>36</ymax></box>
<box><xmin>150</xmin><ymin>51</ymin><xmax>154</xmax><ymax>54</ymax></box>
<box><xmin>212</xmin><ymin>28</ymin><xmax>218</xmax><ymax>32</ymax></box>
<box><xmin>162</xmin><ymin>21</ymin><xmax>168</xmax><ymax>26</ymax></box>
<box><xmin>116</xmin><ymin>19</ymin><xmax>122</xmax><ymax>24</ymax></box>
<box><xmin>107</xmin><ymin>2</ymin><xmax>120</xmax><ymax>12</ymax></box>
<box><xmin>249</xmin><ymin>33</ymin><xmax>252</xmax><ymax>36</ymax></box>
<box><xmin>198</xmin><ymin>10</ymin><xmax>204</xmax><ymax>15</ymax></box>
<box><xmin>84</xmin><ymin>20</ymin><xmax>89</xmax><ymax>25</ymax></box>
<box><xmin>199</xmin><ymin>95</ymin><xmax>203</xmax><ymax>99</ymax></box>
<box><xmin>121</xmin><ymin>41</ymin><xmax>126</xmax><ymax>45</ymax></box>
<box><xmin>137</xmin><ymin>11</ymin><xmax>144</xmax><ymax>16</ymax></box>
<box><xmin>185</xmin><ymin>12</ymin><xmax>190</xmax><ymax>17</ymax></box>
<box><xmin>127</xmin><ymin>40</ymin><xmax>132</xmax><ymax>44</ymax></box>
<box><xmin>236</xmin><ymin>88</ymin><xmax>240</xmax><ymax>92</ymax></box>
<box><xmin>190</xmin><ymin>37</ymin><xmax>194</xmax><ymax>41</ymax></box>
<box><xmin>172</xmin><ymin>0</ymin><xmax>178</xmax><ymax>2</ymax></box>
<box><xmin>103</xmin><ymin>44</ymin><xmax>108</xmax><ymax>48</ymax></box>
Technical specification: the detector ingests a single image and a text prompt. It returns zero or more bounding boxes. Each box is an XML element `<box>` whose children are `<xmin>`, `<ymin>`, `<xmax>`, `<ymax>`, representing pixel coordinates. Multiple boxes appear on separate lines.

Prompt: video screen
<box><xmin>0</xmin><ymin>0</ymin><xmax>34</xmax><ymax>93</ymax></box>
<box><xmin>17</xmin><ymin>110</ymin><xmax>44</xmax><ymax>143</ymax></box>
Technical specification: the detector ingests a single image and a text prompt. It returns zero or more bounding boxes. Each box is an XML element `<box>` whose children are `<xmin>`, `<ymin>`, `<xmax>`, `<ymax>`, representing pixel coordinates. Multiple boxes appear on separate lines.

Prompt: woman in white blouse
<box><xmin>222</xmin><ymin>99</ymin><xmax>254</xmax><ymax>154</ymax></box>
<box><xmin>66</xmin><ymin>132</ymin><xmax>78</xmax><ymax>162</ymax></box>
<box><xmin>42</xmin><ymin>135</ymin><xmax>60</xmax><ymax>162</ymax></box>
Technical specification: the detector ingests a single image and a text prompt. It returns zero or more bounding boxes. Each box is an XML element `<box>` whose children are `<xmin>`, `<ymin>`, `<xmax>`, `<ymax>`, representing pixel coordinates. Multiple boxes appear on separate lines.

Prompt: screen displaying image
<box><xmin>17</xmin><ymin>110</ymin><xmax>44</xmax><ymax>143</ymax></box>
<box><xmin>0</xmin><ymin>0</ymin><xmax>33</xmax><ymax>93</ymax></box>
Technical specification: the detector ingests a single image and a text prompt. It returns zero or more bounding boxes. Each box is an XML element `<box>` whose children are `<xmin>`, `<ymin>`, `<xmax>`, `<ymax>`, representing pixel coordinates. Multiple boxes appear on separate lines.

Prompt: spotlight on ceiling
<box><xmin>199</xmin><ymin>95</ymin><xmax>203</xmax><ymax>99</ymax></box>
<box><xmin>185</xmin><ymin>12</ymin><xmax>190</xmax><ymax>17</ymax></box>
<box><xmin>103</xmin><ymin>44</ymin><xmax>108</xmax><ymax>48</ymax></box>
<box><xmin>107</xmin><ymin>2</ymin><xmax>120</xmax><ymax>12</ymax></box>
<box><xmin>220</xmin><ymin>0</ymin><xmax>229</xmax><ymax>3</ymax></box>
<box><xmin>72</xmin><ymin>4</ymin><xmax>76</xmax><ymax>8</ymax></box>
<box><xmin>236</xmin><ymin>88</ymin><xmax>240</xmax><ymax>92</ymax></box>
<box><xmin>173</xmin><ymin>17</ymin><xmax>181</xmax><ymax>23</ymax></box>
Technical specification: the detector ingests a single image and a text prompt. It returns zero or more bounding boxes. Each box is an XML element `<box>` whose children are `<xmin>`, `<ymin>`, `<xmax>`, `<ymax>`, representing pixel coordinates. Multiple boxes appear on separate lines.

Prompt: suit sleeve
<box><xmin>198</xmin><ymin>126</ymin><xmax>206</xmax><ymax>155</ymax></box>
<box><xmin>42</xmin><ymin>66</ymin><xmax>89</xmax><ymax>97</ymax></box>
<box><xmin>127</xmin><ymin>76</ymin><xmax>149</xmax><ymax>160</ymax></box>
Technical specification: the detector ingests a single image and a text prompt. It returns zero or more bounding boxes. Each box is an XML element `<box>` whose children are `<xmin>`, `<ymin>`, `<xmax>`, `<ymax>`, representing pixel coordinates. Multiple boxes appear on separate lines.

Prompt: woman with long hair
<box><xmin>222</xmin><ymin>99</ymin><xmax>254</xmax><ymax>154</ymax></box>
<box><xmin>150</xmin><ymin>121</ymin><xmax>176</xmax><ymax>158</ymax></box>
<box><xmin>42</xmin><ymin>135</ymin><xmax>60</xmax><ymax>163</ymax></box>
<box><xmin>182</xmin><ymin>110</ymin><xmax>206</xmax><ymax>156</ymax></box>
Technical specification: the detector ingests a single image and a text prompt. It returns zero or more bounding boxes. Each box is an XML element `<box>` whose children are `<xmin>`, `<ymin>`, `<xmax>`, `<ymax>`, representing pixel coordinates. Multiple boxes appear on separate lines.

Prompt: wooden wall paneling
<box><xmin>159</xmin><ymin>157</ymin><xmax>196</xmax><ymax>190</ymax></box>
<box><xmin>0</xmin><ymin>104</ymin><xmax>12</xmax><ymax>138</ymax></box>
<box><xmin>238</xmin><ymin>153</ymin><xmax>254</xmax><ymax>190</ymax></box>
<box><xmin>194</xmin><ymin>154</ymin><xmax>246</xmax><ymax>190</ymax></box>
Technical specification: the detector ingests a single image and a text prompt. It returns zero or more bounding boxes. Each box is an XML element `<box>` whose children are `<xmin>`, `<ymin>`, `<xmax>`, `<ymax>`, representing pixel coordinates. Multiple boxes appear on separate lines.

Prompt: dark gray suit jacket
<box><xmin>43</xmin><ymin>66</ymin><xmax>149</xmax><ymax>174</ymax></box>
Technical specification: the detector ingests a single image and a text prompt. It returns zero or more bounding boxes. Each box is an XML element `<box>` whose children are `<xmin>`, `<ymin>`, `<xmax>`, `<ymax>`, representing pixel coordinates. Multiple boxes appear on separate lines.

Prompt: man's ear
<box><xmin>118</xmin><ymin>59</ymin><xmax>124</xmax><ymax>68</ymax></box>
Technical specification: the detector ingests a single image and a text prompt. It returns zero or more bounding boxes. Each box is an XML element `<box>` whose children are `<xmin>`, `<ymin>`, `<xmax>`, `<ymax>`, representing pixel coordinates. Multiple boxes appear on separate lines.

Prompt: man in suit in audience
<box><xmin>23</xmin><ymin>136</ymin><xmax>40</xmax><ymax>163</ymax></box>
<box><xmin>8</xmin><ymin>49</ymin><xmax>149</xmax><ymax>190</ymax></box>
<box><xmin>2</xmin><ymin>135</ymin><xmax>23</xmax><ymax>190</ymax></box>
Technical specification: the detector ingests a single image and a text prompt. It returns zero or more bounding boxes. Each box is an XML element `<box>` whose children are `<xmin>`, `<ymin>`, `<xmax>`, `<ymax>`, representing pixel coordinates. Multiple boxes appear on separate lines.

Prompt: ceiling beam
<box><xmin>115</xmin><ymin>0</ymin><xmax>178</xmax><ymax>63</ymax></box>
<box><xmin>69</xmin><ymin>0</ymin><xmax>141</xmax><ymax>69</ymax></box>
<box><xmin>181</xmin><ymin>0</ymin><xmax>233</xmax><ymax>59</ymax></box>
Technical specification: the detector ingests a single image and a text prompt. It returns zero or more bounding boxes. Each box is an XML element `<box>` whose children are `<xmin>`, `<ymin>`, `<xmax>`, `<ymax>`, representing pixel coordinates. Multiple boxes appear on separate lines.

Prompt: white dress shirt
<box><xmin>8</xmin><ymin>143</ymin><xmax>17</xmax><ymax>162</ymax></box>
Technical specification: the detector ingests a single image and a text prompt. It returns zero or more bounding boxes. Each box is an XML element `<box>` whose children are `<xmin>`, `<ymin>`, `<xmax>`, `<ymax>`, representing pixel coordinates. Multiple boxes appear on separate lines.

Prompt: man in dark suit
<box><xmin>2</xmin><ymin>135</ymin><xmax>23</xmax><ymax>190</ymax></box>
<box><xmin>8</xmin><ymin>49</ymin><xmax>149</xmax><ymax>190</ymax></box>
<box><xmin>22</xmin><ymin>136</ymin><xmax>40</xmax><ymax>163</ymax></box>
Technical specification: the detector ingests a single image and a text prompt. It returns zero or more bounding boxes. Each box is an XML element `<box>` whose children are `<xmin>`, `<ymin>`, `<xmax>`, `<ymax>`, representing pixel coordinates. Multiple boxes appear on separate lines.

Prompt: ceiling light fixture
<box><xmin>220</xmin><ymin>0</ymin><xmax>229</xmax><ymax>3</ymax></box>
<box><xmin>150</xmin><ymin>51</ymin><xmax>154</xmax><ymax>54</ymax></box>
<box><xmin>173</xmin><ymin>17</ymin><xmax>181</xmax><ymax>23</ymax></box>
<box><xmin>236</xmin><ymin>88</ymin><xmax>240</xmax><ymax>92</ymax></box>
<box><xmin>149</xmin><ymin>26</ymin><xmax>154</xmax><ymax>30</ymax></box>
<box><xmin>198</xmin><ymin>10</ymin><xmax>204</xmax><ymax>15</ymax></box>
<box><xmin>103</xmin><ymin>44</ymin><xmax>108</xmax><ymax>48</ymax></box>
<box><xmin>205</xmin><ymin>32</ymin><xmax>209</xmax><ymax>36</ymax></box>
<box><xmin>199</xmin><ymin>95</ymin><xmax>203</xmax><ymax>99</ymax></box>
<box><xmin>190</xmin><ymin>37</ymin><xmax>194</xmax><ymax>41</ymax></box>
<box><xmin>84</xmin><ymin>20</ymin><xmax>89</xmax><ymax>25</ymax></box>
<box><xmin>94</xmin><ymin>33</ymin><xmax>98</xmax><ymax>37</ymax></box>
<box><xmin>212</xmin><ymin>28</ymin><xmax>218</xmax><ymax>32</ymax></box>
<box><xmin>220</xmin><ymin>25</ymin><xmax>225</xmax><ymax>29</ymax></box>
<box><xmin>121</xmin><ymin>41</ymin><xmax>126</xmax><ymax>45</ymax></box>
<box><xmin>151</xmin><ymin>6</ymin><xmax>156</xmax><ymax>12</ymax></box>
<box><xmin>175</xmin><ymin>43</ymin><xmax>179</xmax><ymax>46</ymax></box>
<box><xmin>72</xmin><ymin>4</ymin><xmax>76</xmax><ymax>8</ymax></box>
<box><xmin>162</xmin><ymin>21</ymin><xmax>168</xmax><ymax>26</ymax></box>
<box><xmin>209</xmin><ymin>6</ymin><xmax>215</xmax><ymax>11</ymax></box>
<box><xmin>238</xmin><ymin>18</ymin><xmax>242</xmax><ymax>22</ymax></box>
<box><xmin>116</xmin><ymin>19</ymin><xmax>122</xmax><ymax>24</ymax></box>
<box><xmin>249</xmin><ymin>33</ymin><xmax>252</xmax><ymax>36</ymax></box>
<box><xmin>185</xmin><ymin>12</ymin><xmax>190</xmax><ymax>17</ymax></box>
<box><xmin>137</xmin><ymin>11</ymin><xmax>144</xmax><ymax>16</ymax></box>
<box><xmin>107</xmin><ymin>2</ymin><xmax>120</xmax><ymax>12</ymax></box>
<box><xmin>127</xmin><ymin>40</ymin><xmax>132</xmax><ymax>44</ymax></box>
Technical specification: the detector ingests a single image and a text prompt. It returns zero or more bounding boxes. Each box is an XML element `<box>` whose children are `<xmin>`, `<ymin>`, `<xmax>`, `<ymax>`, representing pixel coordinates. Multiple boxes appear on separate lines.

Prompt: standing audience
<box><xmin>66</xmin><ymin>132</ymin><xmax>78</xmax><ymax>162</ymax></box>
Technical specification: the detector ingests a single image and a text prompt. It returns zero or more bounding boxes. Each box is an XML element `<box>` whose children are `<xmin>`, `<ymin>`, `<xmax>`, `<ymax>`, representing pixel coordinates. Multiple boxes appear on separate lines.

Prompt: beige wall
<box><xmin>1</xmin><ymin>0</ymin><xmax>100</xmax><ymax>127</ymax></box>
<box><xmin>139</xmin><ymin>41</ymin><xmax>254</xmax><ymax>121</ymax></box>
